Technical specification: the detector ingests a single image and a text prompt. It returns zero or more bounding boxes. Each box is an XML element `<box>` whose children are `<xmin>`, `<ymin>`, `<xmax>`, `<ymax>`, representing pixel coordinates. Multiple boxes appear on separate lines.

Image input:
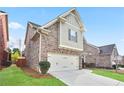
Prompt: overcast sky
<box><xmin>0</xmin><ymin>7</ymin><xmax>124</xmax><ymax>55</ymax></box>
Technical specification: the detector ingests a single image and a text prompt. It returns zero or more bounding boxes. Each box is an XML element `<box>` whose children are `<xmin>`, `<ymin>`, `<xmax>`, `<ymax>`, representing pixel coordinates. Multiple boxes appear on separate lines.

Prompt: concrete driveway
<box><xmin>50</xmin><ymin>69</ymin><xmax>124</xmax><ymax>86</ymax></box>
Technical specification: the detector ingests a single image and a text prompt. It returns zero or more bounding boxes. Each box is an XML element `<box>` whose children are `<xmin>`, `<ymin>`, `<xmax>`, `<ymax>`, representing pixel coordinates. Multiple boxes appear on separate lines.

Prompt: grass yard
<box><xmin>92</xmin><ymin>68</ymin><xmax>124</xmax><ymax>82</ymax></box>
<box><xmin>0</xmin><ymin>65</ymin><xmax>66</xmax><ymax>86</ymax></box>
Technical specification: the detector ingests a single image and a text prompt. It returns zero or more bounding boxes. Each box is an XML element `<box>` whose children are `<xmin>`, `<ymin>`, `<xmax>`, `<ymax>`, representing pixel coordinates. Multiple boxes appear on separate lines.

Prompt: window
<box><xmin>68</xmin><ymin>29</ymin><xmax>77</xmax><ymax>42</ymax></box>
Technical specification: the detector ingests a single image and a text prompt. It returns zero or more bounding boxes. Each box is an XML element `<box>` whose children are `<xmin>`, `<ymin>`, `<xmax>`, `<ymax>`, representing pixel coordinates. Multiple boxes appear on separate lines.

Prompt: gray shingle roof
<box><xmin>28</xmin><ymin>21</ymin><xmax>41</xmax><ymax>27</ymax></box>
<box><xmin>0</xmin><ymin>11</ymin><xmax>6</xmax><ymax>13</ymax></box>
<box><xmin>99</xmin><ymin>44</ymin><xmax>115</xmax><ymax>55</ymax></box>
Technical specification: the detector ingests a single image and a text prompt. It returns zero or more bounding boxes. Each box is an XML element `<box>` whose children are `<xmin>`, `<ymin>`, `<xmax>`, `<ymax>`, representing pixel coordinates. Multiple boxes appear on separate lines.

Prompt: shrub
<box><xmin>39</xmin><ymin>61</ymin><xmax>51</xmax><ymax>74</ymax></box>
<box><xmin>1</xmin><ymin>61</ymin><xmax>12</xmax><ymax>67</ymax></box>
<box><xmin>85</xmin><ymin>63</ymin><xmax>95</xmax><ymax>68</ymax></box>
<box><xmin>118</xmin><ymin>64</ymin><xmax>124</xmax><ymax>68</ymax></box>
<box><xmin>112</xmin><ymin>65</ymin><xmax>116</xmax><ymax>69</ymax></box>
<box><xmin>11</xmin><ymin>52</ymin><xmax>20</xmax><ymax>63</ymax></box>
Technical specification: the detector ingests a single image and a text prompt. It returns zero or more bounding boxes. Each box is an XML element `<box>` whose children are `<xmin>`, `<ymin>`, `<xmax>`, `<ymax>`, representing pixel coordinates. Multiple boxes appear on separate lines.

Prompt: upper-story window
<box><xmin>68</xmin><ymin>29</ymin><xmax>77</xmax><ymax>42</ymax></box>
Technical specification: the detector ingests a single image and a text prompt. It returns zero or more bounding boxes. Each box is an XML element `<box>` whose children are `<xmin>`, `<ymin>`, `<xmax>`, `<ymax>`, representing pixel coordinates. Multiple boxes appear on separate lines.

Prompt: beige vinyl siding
<box><xmin>59</xmin><ymin>21</ymin><xmax>83</xmax><ymax>51</ymax></box>
<box><xmin>65</xmin><ymin>13</ymin><xmax>80</xmax><ymax>28</ymax></box>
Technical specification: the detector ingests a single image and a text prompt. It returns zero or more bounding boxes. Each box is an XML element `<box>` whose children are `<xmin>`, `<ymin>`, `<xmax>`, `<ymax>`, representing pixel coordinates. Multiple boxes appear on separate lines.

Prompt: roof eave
<box><xmin>24</xmin><ymin>22</ymin><xmax>41</xmax><ymax>44</ymax></box>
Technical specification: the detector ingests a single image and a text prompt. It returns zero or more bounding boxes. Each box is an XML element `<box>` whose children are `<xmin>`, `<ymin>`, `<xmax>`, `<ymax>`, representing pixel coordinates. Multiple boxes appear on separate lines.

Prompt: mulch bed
<box><xmin>0</xmin><ymin>67</ymin><xmax>2</xmax><ymax>71</ymax></box>
<box><xmin>113</xmin><ymin>70</ymin><xmax>124</xmax><ymax>74</ymax></box>
<box><xmin>21</xmin><ymin>66</ymin><xmax>53</xmax><ymax>78</ymax></box>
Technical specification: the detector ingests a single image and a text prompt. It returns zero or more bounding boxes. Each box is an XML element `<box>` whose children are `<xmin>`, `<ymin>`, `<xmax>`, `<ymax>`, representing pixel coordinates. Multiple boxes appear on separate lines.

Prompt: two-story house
<box><xmin>0</xmin><ymin>11</ymin><xmax>9</xmax><ymax>66</ymax></box>
<box><xmin>24</xmin><ymin>8</ymin><xmax>85</xmax><ymax>72</ymax></box>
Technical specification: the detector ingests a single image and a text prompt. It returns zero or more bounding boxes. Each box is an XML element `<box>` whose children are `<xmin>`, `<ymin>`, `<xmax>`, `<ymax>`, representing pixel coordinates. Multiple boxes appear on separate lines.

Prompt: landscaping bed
<box><xmin>21</xmin><ymin>66</ymin><xmax>53</xmax><ymax>78</ymax></box>
<box><xmin>0</xmin><ymin>65</ymin><xmax>66</xmax><ymax>86</ymax></box>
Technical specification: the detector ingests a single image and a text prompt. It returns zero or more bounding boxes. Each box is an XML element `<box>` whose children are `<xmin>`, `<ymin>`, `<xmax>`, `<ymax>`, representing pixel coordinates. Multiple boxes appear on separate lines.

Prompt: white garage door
<box><xmin>48</xmin><ymin>53</ymin><xmax>79</xmax><ymax>72</ymax></box>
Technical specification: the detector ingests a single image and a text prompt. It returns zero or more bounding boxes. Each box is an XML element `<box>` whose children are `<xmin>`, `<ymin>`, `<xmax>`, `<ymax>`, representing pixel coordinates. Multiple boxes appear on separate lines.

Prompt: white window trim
<box><xmin>59</xmin><ymin>44</ymin><xmax>83</xmax><ymax>51</ymax></box>
<box><xmin>65</xmin><ymin>21</ymin><xmax>81</xmax><ymax>31</ymax></box>
<box><xmin>68</xmin><ymin>29</ymin><xmax>77</xmax><ymax>42</ymax></box>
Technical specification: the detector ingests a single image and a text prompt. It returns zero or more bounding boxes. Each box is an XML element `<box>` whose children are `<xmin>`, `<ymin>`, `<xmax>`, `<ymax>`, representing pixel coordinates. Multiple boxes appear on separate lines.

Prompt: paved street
<box><xmin>51</xmin><ymin>69</ymin><xmax>124</xmax><ymax>86</ymax></box>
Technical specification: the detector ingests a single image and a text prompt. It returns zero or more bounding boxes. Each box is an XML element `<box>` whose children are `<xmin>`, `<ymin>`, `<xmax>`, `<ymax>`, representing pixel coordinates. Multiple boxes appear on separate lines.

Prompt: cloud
<box><xmin>9</xmin><ymin>22</ymin><xmax>24</xmax><ymax>30</ymax></box>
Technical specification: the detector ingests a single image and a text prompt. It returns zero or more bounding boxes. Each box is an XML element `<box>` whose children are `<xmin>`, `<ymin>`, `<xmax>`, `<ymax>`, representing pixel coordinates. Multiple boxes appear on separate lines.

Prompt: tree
<box><xmin>13</xmin><ymin>48</ymin><xmax>21</xmax><ymax>55</ymax></box>
<box><xmin>11</xmin><ymin>48</ymin><xmax>21</xmax><ymax>63</ymax></box>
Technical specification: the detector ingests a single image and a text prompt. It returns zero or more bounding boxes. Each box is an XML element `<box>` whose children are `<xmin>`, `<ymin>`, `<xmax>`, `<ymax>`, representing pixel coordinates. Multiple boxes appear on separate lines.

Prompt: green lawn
<box><xmin>0</xmin><ymin>65</ymin><xmax>66</xmax><ymax>86</ymax></box>
<box><xmin>92</xmin><ymin>68</ymin><xmax>124</xmax><ymax>82</ymax></box>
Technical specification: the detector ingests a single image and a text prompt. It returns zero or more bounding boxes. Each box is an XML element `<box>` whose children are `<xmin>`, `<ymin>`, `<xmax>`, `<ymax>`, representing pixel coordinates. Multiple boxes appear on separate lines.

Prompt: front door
<box><xmin>82</xmin><ymin>57</ymin><xmax>85</xmax><ymax>68</ymax></box>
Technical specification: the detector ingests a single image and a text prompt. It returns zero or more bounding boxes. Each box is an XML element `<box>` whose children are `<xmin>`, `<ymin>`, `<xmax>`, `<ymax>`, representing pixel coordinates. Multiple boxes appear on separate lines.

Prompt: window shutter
<box><xmin>75</xmin><ymin>32</ymin><xmax>77</xmax><ymax>42</ymax></box>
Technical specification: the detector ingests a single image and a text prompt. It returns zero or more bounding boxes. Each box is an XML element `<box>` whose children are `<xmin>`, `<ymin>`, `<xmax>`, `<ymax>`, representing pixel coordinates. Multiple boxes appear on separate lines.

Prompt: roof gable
<box><xmin>59</xmin><ymin>8</ymin><xmax>84</xmax><ymax>28</ymax></box>
<box><xmin>40</xmin><ymin>8</ymin><xmax>84</xmax><ymax>30</ymax></box>
<box><xmin>99</xmin><ymin>44</ymin><xmax>116</xmax><ymax>55</ymax></box>
<box><xmin>24</xmin><ymin>21</ymin><xmax>41</xmax><ymax>44</ymax></box>
<box><xmin>24</xmin><ymin>8</ymin><xmax>85</xmax><ymax>44</ymax></box>
<box><xmin>64</xmin><ymin>13</ymin><xmax>80</xmax><ymax>28</ymax></box>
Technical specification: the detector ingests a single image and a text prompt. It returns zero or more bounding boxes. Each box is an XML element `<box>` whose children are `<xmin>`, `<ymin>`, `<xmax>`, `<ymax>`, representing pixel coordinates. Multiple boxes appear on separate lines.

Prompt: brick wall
<box><xmin>0</xmin><ymin>13</ymin><xmax>8</xmax><ymax>65</ymax></box>
<box><xmin>96</xmin><ymin>55</ymin><xmax>112</xmax><ymax>68</ymax></box>
<box><xmin>25</xmin><ymin>25</ymin><xmax>40</xmax><ymax>71</ymax></box>
<box><xmin>83</xmin><ymin>39</ymin><xmax>99</xmax><ymax>66</ymax></box>
<box><xmin>40</xmin><ymin>22</ymin><xmax>81</xmax><ymax>61</ymax></box>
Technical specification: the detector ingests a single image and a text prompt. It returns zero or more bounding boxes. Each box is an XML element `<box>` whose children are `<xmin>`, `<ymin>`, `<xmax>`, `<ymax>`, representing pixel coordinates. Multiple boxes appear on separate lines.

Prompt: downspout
<box><xmin>37</xmin><ymin>29</ymin><xmax>42</xmax><ymax>62</ymax></box>
<box><xmin>37</xmin><ymin>29</ymin><xmax>42</xmax><ymax>73</ymax></box>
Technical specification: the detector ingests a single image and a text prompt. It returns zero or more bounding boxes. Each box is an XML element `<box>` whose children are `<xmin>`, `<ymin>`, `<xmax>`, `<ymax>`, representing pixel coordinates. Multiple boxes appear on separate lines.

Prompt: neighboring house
<box><xmin>120</xmin><ymin>56</ymin><xmax>124</xmax><ymax>65</ymax></box>
<box><xmin>97</xmin><ymin>44</ymin><xmax>119</xmax><ymax>68</ymax></box>
<box><xmin>123</xmin><ymin>56</ymin><xmax>124</xmax><ymax>65</ymax></box>
<box><xmin>24</xmin><ymin>8</ymin><xmax>85</xmax><ymax>72</ymax></box>
<box><xmin>83</xmin><ymin>39</ymin><xmax>119</xmax><ymax>68</ymax></box>
<box><xmin>0</xmin><ymin>11</ymin><xmax>9</xmax><ymax>66</ymax></box>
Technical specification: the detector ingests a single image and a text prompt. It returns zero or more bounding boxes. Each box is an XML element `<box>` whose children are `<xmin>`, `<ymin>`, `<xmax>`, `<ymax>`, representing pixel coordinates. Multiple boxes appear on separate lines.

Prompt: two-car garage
<box><xmin>48</xmin><ymin>53</ymin><xmax>79</xmax><ymax>72</ymax></box>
